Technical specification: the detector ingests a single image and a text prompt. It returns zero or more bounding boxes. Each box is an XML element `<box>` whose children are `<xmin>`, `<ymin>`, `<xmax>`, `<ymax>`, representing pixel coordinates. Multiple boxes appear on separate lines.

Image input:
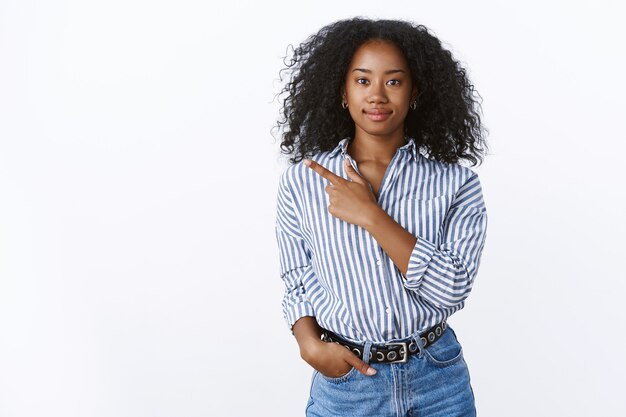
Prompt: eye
<box><xmin>356</xmin><ymin>78</ymin><xmax>369</xmax><ymax>85</ymax></box>
<box><xmin>387</xmin><ymin>79</ymin><xmax>401</xmax><ymax>86</ymax></box>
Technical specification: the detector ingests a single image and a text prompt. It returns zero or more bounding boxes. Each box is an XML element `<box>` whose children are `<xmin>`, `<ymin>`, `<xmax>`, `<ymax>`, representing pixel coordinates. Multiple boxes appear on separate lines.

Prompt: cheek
<box><xmin>396</xmin><ymin>92</ymin><xmax>412</xmax><ymax>112</ymax></box>
<box><xmin>394</xmin><ymin>99</ymin><xmax>410</xmax><ymax>116</ymax></box>
<box><xmin>345</xmin><ymin>88</ymin><xmax>362</xmax><ymax>103</ymax></box>
<box><xmin>347</xmin><ymin>107</ymin><xmax>360</xmax><ymax>121</ymax></box>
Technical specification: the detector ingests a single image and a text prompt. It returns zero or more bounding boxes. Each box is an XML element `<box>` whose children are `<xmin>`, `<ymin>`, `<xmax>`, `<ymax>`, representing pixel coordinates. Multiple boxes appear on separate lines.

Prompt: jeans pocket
<box><xmin>318</xmin><ymin>366</ymin><xmax>358</xmax><ymax>383</ymax></box>
<box><xmin>423</xmin><ymin>327</ymin><xmax>464</xmax><ymax>368</ymax></box>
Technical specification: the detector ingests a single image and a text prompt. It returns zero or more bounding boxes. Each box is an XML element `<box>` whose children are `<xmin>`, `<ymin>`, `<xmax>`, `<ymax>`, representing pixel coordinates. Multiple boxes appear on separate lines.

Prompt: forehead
<box><xmin>348</xmin><ymin>40</ymin><xmax>409</xmax><ymax>70</ymax></box>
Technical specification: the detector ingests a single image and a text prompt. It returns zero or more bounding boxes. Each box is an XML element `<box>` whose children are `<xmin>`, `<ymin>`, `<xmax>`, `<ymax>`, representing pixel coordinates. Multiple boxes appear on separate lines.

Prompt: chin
<box><xmin>357</xmin><ymin>123</ymin><xmax>403</xmax><ymax>138</ymax></box>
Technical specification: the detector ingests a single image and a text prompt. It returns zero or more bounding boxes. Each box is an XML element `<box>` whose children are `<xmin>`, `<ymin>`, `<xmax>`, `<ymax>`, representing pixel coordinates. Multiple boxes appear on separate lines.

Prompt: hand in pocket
<box><xmin>302</xmin><ymin>339</ymin><xmax>376</xmax><ymax>378</ymax></box>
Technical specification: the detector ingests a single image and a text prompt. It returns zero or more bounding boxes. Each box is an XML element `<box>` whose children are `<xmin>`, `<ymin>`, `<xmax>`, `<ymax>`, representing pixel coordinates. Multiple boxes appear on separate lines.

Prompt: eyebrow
<box><xmin>351</xmin><ymin>68</ymin><xmax>406</xmax><ymax>74</ymax></box>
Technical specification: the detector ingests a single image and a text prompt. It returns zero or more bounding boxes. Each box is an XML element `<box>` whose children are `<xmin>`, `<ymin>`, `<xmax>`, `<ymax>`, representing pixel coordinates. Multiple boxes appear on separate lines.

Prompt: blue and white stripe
<box><xmin>275</xmin><ymin>137</ymin><xmax>488</xmax><ymax>344</ymax></box>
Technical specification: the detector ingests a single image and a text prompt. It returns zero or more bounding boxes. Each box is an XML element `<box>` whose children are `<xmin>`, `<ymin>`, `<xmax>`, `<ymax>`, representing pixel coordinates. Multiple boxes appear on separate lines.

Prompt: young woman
<box><xmin>275</xmin><ymin>17</ymin><xmax>488</xmax><ymax>417</ymax></box>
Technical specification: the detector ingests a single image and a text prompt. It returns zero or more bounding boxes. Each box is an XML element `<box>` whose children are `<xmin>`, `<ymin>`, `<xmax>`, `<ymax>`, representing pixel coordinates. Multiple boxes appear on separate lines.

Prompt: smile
<box><xmin>364</xmin><ymin>109</ymin><xmax>392</xmax><ymax>121</ymax></box>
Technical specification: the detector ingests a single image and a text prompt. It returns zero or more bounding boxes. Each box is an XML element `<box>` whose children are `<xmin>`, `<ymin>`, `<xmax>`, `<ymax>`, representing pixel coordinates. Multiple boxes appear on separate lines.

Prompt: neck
<box><xmin>347</xmin><ymin>130</ymin><xmax>407</xmax><ymax>163</ymax></box>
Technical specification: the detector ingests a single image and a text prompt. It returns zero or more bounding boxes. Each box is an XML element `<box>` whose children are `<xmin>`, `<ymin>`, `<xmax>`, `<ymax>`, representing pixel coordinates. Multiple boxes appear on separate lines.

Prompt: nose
<box><xmin>367</xmin><ymin>81</ymin><xmax>388</xmax><ymax>104</ymax></box>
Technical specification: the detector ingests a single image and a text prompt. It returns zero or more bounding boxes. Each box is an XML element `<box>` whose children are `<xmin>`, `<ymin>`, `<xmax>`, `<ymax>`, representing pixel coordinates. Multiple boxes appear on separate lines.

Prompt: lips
<box><xmin>364</xmin><ymin>108</ymin><xmax>392</xmax><ymax>121</ymax></box>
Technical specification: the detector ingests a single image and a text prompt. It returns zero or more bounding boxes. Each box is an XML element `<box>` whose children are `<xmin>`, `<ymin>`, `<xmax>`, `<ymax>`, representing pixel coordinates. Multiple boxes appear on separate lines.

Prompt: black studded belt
<box><xmin>320</xmin><ymin>320</ymin><xmax>447</xmax><ymax>364</ymax></box>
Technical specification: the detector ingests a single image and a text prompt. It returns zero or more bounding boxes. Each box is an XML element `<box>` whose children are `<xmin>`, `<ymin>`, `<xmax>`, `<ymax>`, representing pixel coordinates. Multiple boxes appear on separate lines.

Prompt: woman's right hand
<box><xmin>300</xmin><ymin>338</ymin><xmax>377</xmax><ymax>378</ymax></box>
<box><xmin>291</xmin><ymin>316</ymin><xmax>376</xmax><ymax>378</ymax></box>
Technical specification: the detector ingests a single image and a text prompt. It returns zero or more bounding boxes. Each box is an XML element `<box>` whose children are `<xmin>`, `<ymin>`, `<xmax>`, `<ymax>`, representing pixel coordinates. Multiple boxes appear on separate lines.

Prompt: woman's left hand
<box><xmin>304</xmin><ymin>158</ymin><xmax>380</xmax><ymax>228</ymax></box>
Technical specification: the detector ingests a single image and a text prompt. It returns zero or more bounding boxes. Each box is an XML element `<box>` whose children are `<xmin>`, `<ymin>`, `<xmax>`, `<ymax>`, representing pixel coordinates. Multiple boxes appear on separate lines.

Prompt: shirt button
<box><xmin>376</xmin><ymin>260</ymin><xmax>382</xmax><ymax>266</ymax></box>
<box><xmin>385</xmin><ymin>307</ymin><xmax>390</xmax><ymax>313</ymax></box>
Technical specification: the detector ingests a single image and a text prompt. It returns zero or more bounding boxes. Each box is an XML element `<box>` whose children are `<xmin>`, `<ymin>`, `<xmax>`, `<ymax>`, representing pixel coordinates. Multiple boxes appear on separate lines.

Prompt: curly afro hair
<box><xmin>275</xmin><ymin>17</ymin><xmax>489</xmax><ymax>166</ymax></box>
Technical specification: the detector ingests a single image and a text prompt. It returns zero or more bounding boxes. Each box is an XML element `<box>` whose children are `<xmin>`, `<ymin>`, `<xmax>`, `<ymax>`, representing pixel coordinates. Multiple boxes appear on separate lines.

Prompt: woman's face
<box><xmin>343</xmin><ymin>39</ymin><xmax>416</xmax><ymax>140</ymax></box>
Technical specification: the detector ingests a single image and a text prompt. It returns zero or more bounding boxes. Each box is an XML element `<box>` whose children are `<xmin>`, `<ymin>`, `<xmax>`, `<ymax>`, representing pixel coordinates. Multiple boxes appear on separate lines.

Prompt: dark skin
<box><xmin>294</xmin><ymin>39</ymin><xmax>423</xmax><ymax>378</ymax></box>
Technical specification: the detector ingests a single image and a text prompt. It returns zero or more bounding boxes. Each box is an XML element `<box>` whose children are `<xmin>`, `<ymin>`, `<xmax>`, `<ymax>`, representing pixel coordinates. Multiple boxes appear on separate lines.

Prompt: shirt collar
<box><xmin>329</xmin><ymin>137</ymin><xmax>417</xmax><ymax>160</ymax></box>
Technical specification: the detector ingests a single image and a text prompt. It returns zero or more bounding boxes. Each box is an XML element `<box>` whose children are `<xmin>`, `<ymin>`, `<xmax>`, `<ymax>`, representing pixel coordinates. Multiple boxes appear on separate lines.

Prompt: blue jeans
<box><xmin>305</xmin><ymin>324</ymin><xmax>476</xmax><ymax>417</ymax></box>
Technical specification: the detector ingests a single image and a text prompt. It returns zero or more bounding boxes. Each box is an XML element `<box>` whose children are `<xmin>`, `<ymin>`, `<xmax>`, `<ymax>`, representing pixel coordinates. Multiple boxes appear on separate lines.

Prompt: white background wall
<box><xmin>1</xmin><ymin>0</ymin><xmax>625</xmax><ymax>416</ymax></box>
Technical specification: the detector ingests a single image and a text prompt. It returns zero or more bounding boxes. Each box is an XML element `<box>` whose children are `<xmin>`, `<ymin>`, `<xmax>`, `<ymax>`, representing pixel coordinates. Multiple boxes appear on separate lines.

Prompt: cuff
<box><xmin>285</xmin><ymin>302</ymin><xmax>316</xmax><ymax>335</ymax></box>
<box><xmin>401</xmin><ymin>237</ymin><xmax>437</xmax><ymax>291</ymax></box>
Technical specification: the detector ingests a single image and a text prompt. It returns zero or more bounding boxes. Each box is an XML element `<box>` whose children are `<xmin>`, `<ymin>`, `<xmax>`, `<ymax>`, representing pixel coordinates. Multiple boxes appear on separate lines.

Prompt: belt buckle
<box><xmin>384</xmin><ymin>341</ymin><xmax>408</xmax><ymax>363</ymax></box>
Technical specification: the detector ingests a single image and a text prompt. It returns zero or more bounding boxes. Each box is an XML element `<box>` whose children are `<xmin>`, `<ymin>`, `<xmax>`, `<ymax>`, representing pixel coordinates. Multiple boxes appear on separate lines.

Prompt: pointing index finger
<box><xmin>304</xmin><ymin>159</ymin><xmax>343</xmax><ymax>185</ymax></box>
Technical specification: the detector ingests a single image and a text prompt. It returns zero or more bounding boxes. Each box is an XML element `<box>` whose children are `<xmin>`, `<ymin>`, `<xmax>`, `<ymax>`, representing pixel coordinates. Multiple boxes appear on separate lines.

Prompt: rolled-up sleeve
<box><xmin>401</xmin><ymin>173</ymin><xmax>488</xmax><ymax>309</ymax></box>
<box><xmin>275</xmin><ymin>171</ymin><xmax>316</xmax><ymax>334</ymax></box>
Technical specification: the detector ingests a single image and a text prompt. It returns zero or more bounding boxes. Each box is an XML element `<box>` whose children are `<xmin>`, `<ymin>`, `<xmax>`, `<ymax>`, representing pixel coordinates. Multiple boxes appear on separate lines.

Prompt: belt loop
<box><xmin>408</xmin><ymin>328</ymin><xmax>426</xmax><ymax>358</ymax></box>
<box><xmin>362</xmin><ymin>341</ymin><xmax>373</xmax><ymax>364</ymax></box>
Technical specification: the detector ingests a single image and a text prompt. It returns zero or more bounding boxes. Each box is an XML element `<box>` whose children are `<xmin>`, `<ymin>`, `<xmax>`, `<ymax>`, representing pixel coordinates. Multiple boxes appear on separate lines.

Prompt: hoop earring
<box><xmin>342</xmin><ymin>101</ymin><xmax>348</xmax><ymax>109</ymax></box>
<box><xmin>410</xmin><ymin>100</ymin><xmax>417</xmax><ymax>111</ymax></box>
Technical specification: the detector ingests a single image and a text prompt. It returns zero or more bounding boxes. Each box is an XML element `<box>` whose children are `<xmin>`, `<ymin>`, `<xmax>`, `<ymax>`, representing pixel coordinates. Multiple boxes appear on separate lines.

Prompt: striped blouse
<box><xmin>275</xmin><ymin>137</ymin><xmax>488</xmax><ymax>344</ymax></box>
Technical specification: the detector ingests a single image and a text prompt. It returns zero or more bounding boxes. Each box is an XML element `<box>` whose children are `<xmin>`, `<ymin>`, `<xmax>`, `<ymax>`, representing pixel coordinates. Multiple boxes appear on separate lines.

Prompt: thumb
<box><xmin>343</xmin><ymin>159</ymin><xmax>367</xmax><ymax>185</ymax></box>
<box><xmin>347</xmin><ymin>355</ymin><xmax>377</xmax><ymax>376</ymax></box>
